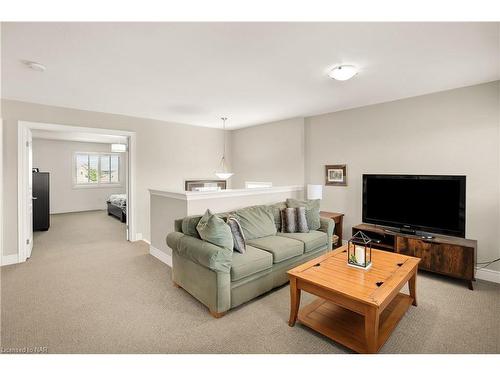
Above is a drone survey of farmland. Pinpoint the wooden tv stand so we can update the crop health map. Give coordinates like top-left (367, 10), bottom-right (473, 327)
top-left (352, 224), bottom-right (477, 290)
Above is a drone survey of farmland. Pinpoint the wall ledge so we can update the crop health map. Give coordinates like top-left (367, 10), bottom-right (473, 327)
top-left (149, 185), bottom-right (304, 201)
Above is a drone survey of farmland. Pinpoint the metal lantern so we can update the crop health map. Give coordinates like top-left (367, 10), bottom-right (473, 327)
top-left (347, 231), bottom-right (372, 269)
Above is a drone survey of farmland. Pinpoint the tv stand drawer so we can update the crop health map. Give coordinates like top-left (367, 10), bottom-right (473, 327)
top-left (396, 237), bottom-right (474, 279)
top-left (396, 238), bottom-right (432, 269)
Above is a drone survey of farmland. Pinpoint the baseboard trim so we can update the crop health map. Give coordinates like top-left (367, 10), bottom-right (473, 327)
top-left (475, 267), bottom-right (500, 284)
top-left (1, 254), bottom-right (19, 266)
top-left (150, 245), bottom-right (172, 267)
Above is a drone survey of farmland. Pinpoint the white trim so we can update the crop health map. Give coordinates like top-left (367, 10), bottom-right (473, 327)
top-left (127, 132), bottom-right (136, 241)
top-left (134, 233), bottom-right (143, 241)
top-left (1, 254), bottom-right (19, 267)
top-left (149, 245), bottom-right (172, 267)
top-left (18, 121), bottom-right (138, 259)
top-left (17, 124), bottom-right (29, 262)
top-left (148, 190), bottom-right (188, 200)
top-left (149, 185), bottom-right (304, 201)
top-left (21, 121), bottom-right (136, 137)
top-left (0, 118), bottom-right (3, 262)
top-left (475, 267), bottom-right (500, 284)
top-left (245, 181), bottom-right (273, 189)
top-left (142, 238), bottom-right (151, 245)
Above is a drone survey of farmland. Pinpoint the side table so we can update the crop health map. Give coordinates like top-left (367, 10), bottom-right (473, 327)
top-left (319, 211), bottom-right (344, 249)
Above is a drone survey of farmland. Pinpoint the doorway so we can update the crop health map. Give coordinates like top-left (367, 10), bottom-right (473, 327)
top-left (17, 121), bottom-right (136, 263)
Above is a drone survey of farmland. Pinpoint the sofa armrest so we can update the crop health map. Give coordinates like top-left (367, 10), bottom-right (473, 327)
top-left (318, 217), bottom-right (335, 249)
top-left (166, 232), bottom-right (232, 273)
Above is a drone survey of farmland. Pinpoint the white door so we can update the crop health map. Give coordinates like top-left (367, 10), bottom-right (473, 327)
top-left (26, 128), bottom-right (33, 258)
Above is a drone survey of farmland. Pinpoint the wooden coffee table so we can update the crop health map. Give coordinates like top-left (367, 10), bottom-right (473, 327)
top-left (287, 245), bottom-right (420, 353)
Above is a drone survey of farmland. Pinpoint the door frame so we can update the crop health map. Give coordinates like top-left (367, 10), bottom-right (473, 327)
top-left (0, 119), bottom-right (3, 265)
top-left (17, 121), bottom-right (137, 263)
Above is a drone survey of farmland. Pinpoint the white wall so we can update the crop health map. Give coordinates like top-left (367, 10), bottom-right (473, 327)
top-left (230, 117), bottom-right (305, 189)
top-left (32, 139), bottom-right (126, 214)
top-left (1, 99), bottom-right (227, 256)
top-left (305, 81), bottom-right (500, 271)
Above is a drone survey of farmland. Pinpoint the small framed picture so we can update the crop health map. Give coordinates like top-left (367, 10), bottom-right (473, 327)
top-left (185, 180), bottom-right (227, 192)
top-left (325, 164), bottom-right (347, 186)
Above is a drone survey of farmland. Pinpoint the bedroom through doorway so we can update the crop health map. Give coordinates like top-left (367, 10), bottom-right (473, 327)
top-left (17, 122), bottom-right (135, 263)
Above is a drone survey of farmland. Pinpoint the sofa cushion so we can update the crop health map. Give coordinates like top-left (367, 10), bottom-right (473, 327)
top-left (234, 205), bottom-right (277, 240)
top-left (247, 236), bottom-right (304, 263)
top-left (230, 246), bottom-right (273, 281)
top-left (286, 198), bottom-right (321, 231)
top-left (196, 209), bottom-right (234, 250)
top-left (278, 230), bottom-right (328, 253)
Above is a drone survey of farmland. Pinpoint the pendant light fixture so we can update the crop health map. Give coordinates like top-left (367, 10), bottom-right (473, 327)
top-left (215, 117), bottom-right (234, 180)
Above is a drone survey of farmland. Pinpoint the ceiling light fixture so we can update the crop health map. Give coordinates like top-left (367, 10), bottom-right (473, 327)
top-left (23, 60), bottom-right (47, 72)
top-left (215, 117), bottom-right (233, 180)
top-left (328, 65), bottom-right (358, 81)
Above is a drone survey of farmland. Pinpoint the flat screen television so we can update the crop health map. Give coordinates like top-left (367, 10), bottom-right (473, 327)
top-left (362, 174), bottom-right (466, 237)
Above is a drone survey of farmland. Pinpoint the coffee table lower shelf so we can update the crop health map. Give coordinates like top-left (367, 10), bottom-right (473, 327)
top-left (298, 293), bottom-right (413, 353)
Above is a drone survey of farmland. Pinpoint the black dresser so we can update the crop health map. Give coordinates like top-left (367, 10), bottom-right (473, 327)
top-left (33, 172), bottom-right (50, 231)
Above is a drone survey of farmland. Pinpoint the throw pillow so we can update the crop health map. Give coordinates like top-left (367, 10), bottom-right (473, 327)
top-left (280, 208), bottom-right (297, 233)
top-left (227, 215), bottom-right (246, 253)
top-left (296, 206), bottom-right (309, 233)
top-left (181, 215), bottom-right (203, 239)
top-left (280, 207), bottom-right (309, 233)
top-left (286, 198), bottom-right (321, 231)
top-left (267, 202), bottom-right (287, 232)
top-left (196, 209), bottom-right (234, 250)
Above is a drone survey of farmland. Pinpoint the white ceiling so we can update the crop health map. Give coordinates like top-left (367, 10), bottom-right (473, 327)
top-left (2, 22), bottom-right (499, 129)
top-left (32, 129), bottom-right (128, 144)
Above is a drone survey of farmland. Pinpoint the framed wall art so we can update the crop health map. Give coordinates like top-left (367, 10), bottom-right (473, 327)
top-left (325, 164), bottom-right (347, 186)
top-left (185, 179), bottom-right (227, 192)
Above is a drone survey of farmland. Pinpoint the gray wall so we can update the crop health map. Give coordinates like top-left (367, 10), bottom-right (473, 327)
top-left (32, 139), bottom-right (126, 214)
top-left (305, 81), bottom-right (500, 271)
top-left (230, 117), bottom-right (305, 188)
top-left (3, 82), bottom-right (499, 273)
top-left (1, 99), bottom-right (227, 256)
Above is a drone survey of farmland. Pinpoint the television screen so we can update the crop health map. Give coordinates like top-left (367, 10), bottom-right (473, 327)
top-left (362, 175), bottom-right (466, 237)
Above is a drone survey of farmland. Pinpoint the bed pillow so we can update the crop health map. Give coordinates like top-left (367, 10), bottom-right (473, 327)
top-left (196, 209), bottom-right (234, 250)
top-left (286, 198), bottom-right (321, 231)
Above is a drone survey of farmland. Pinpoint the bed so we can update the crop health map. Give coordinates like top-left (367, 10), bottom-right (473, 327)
top-left (107, 194), bottom-right (127, 223)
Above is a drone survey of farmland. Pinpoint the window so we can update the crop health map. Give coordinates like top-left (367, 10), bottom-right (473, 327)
top-left (245, 181), bottom-right (273, 189)
top-left (74, 153), bottom-right (120, 186)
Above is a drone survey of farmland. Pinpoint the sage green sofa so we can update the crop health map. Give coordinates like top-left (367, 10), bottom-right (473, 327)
top-left (166, 202), bottom-right (334, 317)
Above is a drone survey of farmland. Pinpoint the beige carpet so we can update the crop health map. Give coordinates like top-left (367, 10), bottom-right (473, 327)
top-left (1, 210), bottom-right (499, 353)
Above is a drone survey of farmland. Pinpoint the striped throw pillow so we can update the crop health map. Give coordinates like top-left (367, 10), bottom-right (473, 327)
top-left (280, 207), bottom-right (308, 233)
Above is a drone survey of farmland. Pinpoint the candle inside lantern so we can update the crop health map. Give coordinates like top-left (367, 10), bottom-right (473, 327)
top-left (355, 245), bottom-right (365, 265)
